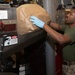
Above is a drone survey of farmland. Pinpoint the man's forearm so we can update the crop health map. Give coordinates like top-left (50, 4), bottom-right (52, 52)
top-left (49, 21), bottom-right (61, 31)
top-left (43, 24), bottom-right (68, 44)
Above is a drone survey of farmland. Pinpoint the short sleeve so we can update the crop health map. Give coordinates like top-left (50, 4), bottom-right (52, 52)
top-left (65, 28), bottom-right (75, 43)
top-left (61, 25), bottom-right (67, 31)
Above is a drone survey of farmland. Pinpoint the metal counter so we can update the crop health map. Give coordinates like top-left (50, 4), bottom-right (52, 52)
top-left (2, 29), bottom-right (47, 59)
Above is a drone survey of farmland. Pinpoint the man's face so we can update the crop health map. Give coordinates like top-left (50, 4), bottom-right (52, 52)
top-left (65, 9), bottom-right (75, 24)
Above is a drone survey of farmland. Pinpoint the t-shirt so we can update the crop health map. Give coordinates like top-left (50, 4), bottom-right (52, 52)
top-left (61, 25), bottom-right (75, 61)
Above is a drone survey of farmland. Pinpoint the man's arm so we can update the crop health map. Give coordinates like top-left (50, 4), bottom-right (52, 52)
top-left (30, 16), bottom-right (71, 45)
top-left (49, 21), bottom-right (62, 31)
top-left (44, 24), bottom-right (71, 44)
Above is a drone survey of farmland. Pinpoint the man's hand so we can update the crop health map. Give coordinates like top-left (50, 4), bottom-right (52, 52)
top-left (30, 16), bottom-right (45, 28)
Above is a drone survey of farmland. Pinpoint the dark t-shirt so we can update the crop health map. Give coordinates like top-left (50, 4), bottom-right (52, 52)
top-left (61, 25), bottom-right (75, 61)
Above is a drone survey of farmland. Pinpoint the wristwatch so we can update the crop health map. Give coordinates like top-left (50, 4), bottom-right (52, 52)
top-left (47, 20), bottom-right (52, 25)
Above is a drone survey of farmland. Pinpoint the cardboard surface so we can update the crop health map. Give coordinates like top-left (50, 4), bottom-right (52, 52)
top-left (16, 4), bottom-right (50, 35)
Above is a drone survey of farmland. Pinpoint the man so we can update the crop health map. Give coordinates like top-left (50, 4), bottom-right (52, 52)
top-left (30, 8), bottom-right (75, 75)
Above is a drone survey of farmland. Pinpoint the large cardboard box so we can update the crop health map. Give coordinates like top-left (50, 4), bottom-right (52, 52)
top-left (16, 4), bottom-right (50, 35)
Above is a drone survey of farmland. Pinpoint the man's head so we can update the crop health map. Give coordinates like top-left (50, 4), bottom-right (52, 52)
top-left (65, 8), bottom-right (75, 24)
